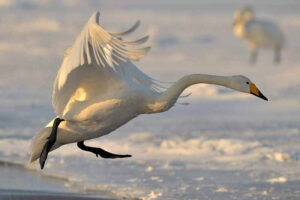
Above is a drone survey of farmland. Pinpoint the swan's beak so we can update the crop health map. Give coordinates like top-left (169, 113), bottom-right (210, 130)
top-left (250, 83), bottom-right (268, 101)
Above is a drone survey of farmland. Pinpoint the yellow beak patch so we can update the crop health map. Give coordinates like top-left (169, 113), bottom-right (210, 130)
top-left (250, 83), bottom-right (259, 96)
top-left (250, 83), bottom-right (268, 101)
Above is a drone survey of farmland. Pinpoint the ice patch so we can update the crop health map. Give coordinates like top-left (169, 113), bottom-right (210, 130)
top-left (216, 187), bottom-right (228, 193)
top-left (265, 152), bottom-right (291, 162)
top-left (150, 176), bottom-right (163, 182)
top-left (267, 177), bottom-right (287, 184)
top-left (193, 177), bottom-right (205, 181)
top-left (36, 135), bottom-right (293, 168)
top-left (0, 158), bottom-right (80, 184)
top-left (40, 135), bottom-right (291, 167)
top-left (146, 166), bottom-right (153, 172)
top-left (0, 135), bottom-right (291, 172)
top-left (148, 137), bottom-right (266, 162)
top-left (64, 182), bottom-right (146, 200)
top-left (129, 132), bottom-right (157, 143)
top-left (0, 139), bottom-right (30, 158)
top-left (146, 191), bottom-right (163, 200)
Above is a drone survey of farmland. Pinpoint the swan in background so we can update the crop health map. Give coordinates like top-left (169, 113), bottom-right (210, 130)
top-left (233, 6), bottom-right (285, 64)
top-left (30, 11), bottom-right (268, 169)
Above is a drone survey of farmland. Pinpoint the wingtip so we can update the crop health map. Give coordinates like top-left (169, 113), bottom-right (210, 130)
top-left (94, 11), bottom-right (100, 16)
top-left (90, 11), bottom-right (100, 24)
top-left (143, 35), bottom-right (150, 43)
top-left (145, 46), bottom-right (151, 53)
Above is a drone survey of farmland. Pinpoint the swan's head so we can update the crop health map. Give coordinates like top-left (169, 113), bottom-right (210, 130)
top-left (228, 75), bottom-right (268, 101)
top-left (233, 6), bottom-right (254, 26)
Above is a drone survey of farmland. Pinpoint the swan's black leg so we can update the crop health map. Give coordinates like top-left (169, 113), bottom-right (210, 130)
top-left (77, 141), bottom-right (131, 159)
top-left (39, 118), bottom-right (64, 169)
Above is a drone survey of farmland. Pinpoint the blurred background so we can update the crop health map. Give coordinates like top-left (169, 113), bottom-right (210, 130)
top-left (0, 0), bottom-right (299, 199)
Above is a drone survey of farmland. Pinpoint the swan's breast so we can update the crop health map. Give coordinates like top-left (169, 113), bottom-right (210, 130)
top-left (233, 23), bottom-right (246, 38)
top-left (74, 98), bottom-right (124, 121)
top-left (60, 97), bottom-right (140, 142)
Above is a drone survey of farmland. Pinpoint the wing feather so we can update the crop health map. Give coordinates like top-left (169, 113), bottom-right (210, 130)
top-left (108, 20), bottom-right (140, 36)
top-left (122, 36), bottom-right (149, 45)
top-left (52, 11), bottom-right (162, 118)
top-left (58, 12), bottom-right (149, 88)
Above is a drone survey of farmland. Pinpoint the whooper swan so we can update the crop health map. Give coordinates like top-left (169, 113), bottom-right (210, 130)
top-left (30, 12), bottom-right (268, 169)
top-left (233, 6), bottom-right (285, 63)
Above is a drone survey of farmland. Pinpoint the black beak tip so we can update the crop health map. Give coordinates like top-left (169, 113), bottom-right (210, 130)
top-left (262, 96), bottom-right (268, 101)
top-left (251, 90), bottom-right (268, 101)
top-left (259, 91), bottom-right (268, 101)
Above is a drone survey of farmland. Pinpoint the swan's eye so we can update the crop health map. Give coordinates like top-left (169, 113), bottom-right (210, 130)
top-left (246, 81), bottom-right (249, 84)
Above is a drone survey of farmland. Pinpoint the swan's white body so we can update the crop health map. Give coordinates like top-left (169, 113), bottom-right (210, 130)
top-left (30, 11), bottom-right (267, 163)
top-left (233, 7), bottom-right (285, 63)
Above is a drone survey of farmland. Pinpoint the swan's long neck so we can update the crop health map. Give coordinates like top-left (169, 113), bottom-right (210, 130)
top-left (145, 74), bottom-right (232, 113)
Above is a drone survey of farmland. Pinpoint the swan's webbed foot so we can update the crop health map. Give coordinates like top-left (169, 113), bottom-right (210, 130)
top-left (77, 141), bottom-right (131, 159)
top-left (39, 118), bottom-right (64, 169)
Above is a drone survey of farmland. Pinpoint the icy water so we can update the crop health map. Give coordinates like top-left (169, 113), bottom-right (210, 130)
top-left (0, 0), bottom-right (299, 199)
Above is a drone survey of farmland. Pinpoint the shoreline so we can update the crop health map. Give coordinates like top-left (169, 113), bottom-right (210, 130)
top-left (0, 189), bottom-right (115, 200)
top-left (0, 159), bottom-right (121, 200)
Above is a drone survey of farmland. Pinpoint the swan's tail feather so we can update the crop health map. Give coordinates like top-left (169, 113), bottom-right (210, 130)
top-left (29, 127), bottom-right (53, 164)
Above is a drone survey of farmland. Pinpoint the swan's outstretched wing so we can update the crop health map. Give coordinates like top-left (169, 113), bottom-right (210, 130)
top-left (52, 11), bottom-right (155, 118)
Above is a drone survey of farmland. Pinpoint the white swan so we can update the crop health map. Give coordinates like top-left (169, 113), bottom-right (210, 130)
top-left (233, 6), bottom-right (285, 63)
top-left (30, 11), bottom-right (268, 169)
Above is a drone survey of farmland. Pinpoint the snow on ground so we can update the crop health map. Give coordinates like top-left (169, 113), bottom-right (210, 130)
top-left (0, 0), bottom-right (299, 199)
